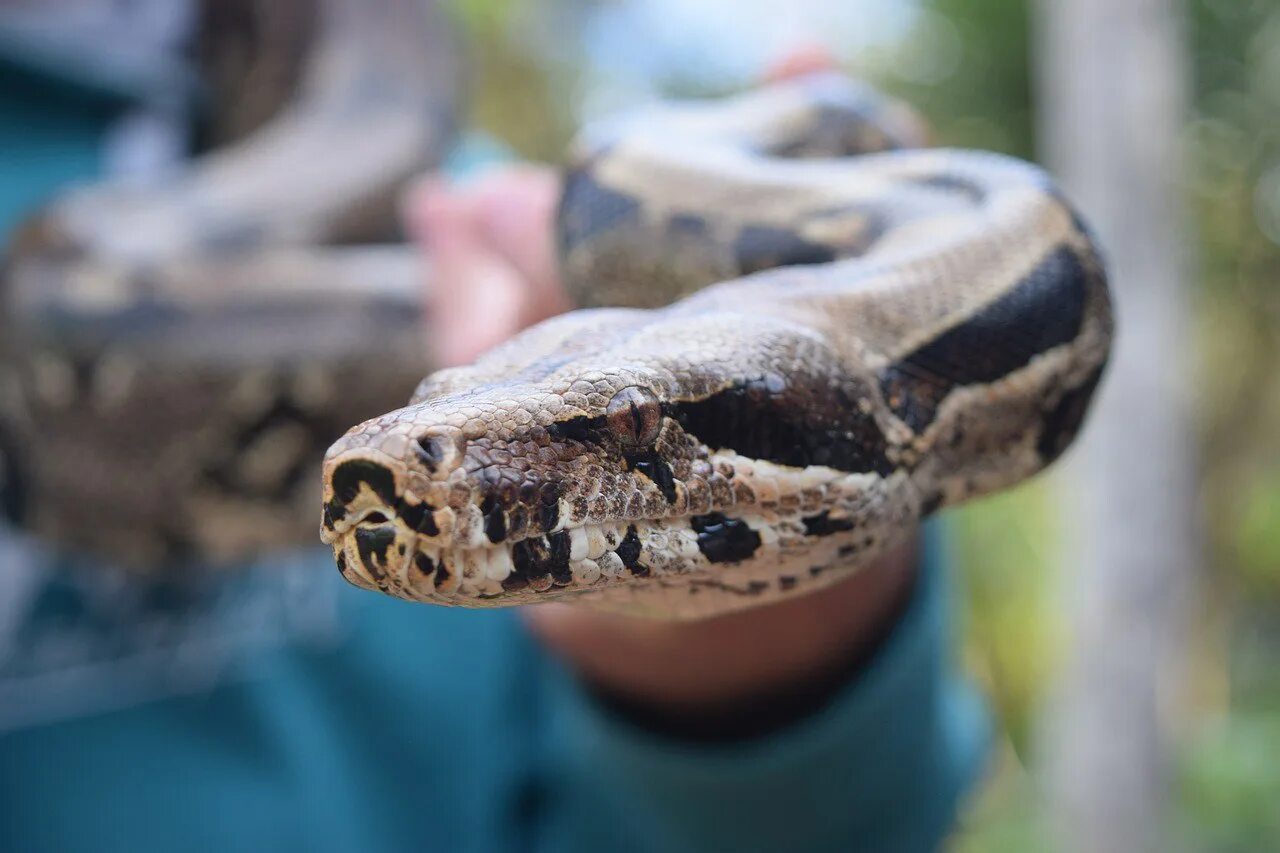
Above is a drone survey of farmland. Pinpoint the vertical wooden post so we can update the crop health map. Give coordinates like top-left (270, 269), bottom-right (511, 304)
top-left (1033, 1), bottom-right (1198, 850)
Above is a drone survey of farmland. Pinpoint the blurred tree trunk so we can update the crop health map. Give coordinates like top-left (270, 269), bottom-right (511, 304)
top-left (1033, 1), bottom-right (1198, 851)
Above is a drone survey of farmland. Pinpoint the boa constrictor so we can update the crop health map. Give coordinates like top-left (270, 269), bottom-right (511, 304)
top-left (0, 0), bottom-right (459, 566)
top-left (320, 73), bottom-right (1114, 620)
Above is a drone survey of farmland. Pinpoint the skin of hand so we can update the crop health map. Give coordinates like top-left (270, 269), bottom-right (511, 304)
top-left (403, 54), bottom-right (920, 727)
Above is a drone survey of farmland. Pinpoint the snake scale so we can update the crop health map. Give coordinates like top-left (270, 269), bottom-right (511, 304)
top-left (319, 74), bottom-right (1113, 620)
top-left (0, 5), bottom-right (1111, 618)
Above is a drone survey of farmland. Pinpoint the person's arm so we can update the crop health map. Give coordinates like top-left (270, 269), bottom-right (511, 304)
top-left (531, 521), bottom-right (987, 853)
top-left (525, 541), bottom-right (918, 741)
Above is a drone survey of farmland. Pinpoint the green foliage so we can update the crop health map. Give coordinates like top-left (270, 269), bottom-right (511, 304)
top-left (1234, 475), bottom-right (1280, 591)
top-left (875, 0), bottom-right (1033, 157)
top-left (911, 0), bottom-right (1280, 846)
top-left (953, 744), bottom-right (1056, 853)
top-left (951, 477), bottom-right (1061, 756)
top-left (1176, 713), bottom-right (1280, 851)
top-left (446, 0), bottom-right (583, 159)
top-left (443, 0), bottom-right (516, 35)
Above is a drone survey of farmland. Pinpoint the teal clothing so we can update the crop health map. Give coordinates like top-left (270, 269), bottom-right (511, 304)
top-left (0, 537), bottom-right (986, 853)
top-left (0, 62), bottom-right (989, 852)
top-left (0, 58), bottom-right (120, 237)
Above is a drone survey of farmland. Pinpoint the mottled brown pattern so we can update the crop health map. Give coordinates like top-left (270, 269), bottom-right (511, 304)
top-left (0, 0), bottom-right (461, 568)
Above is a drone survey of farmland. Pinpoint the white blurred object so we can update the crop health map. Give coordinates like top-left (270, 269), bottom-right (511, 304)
top-left (1035, 1), bottom-right (1199, 851)
top-left (48, 0), bottom-right (462, 260)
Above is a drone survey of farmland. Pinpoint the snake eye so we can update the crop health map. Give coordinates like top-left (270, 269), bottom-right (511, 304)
top-left (606, 386), bottom-right (663, 447)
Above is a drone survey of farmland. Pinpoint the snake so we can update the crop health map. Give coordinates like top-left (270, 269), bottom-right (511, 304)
top-left (0, 0), bottom-right (460, 567)
top-left (318, 73), bottom-right (1114, 620)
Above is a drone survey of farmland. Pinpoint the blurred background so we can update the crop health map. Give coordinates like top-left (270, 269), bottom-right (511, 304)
top-left (1, 0), bottom-right (1276, 849)
top-left (444, 0), bottom-right (1278, 848)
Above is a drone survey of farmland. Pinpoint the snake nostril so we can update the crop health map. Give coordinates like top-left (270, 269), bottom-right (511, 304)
top-left (414, 425), bottom-right (467, 476)
top-left (415, 437), bottom-right (443, 465)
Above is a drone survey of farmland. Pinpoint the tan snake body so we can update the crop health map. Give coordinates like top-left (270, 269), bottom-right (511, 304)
top-left (320, 74), bottom-right (1113, 620)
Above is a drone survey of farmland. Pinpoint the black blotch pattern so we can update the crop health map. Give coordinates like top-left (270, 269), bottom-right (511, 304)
top-left (336, 552), bottom-right (348, 575)
top-left (434, 559), bottom-right (451, 587)
top-left (671, 377), bottom-right (893, 475)
top-left (878, 246), bottom-right (1091, 433)
top-left (770, 104), bottom-right (895, 158)
top-left (499, 540), bottom-right (535, 589)
top-left (690, 513), bottom-right (762, 564)
top-left (558, 170), bottom-right (643, 250)
top-left (539, 501), bottom-right (560, 534)
top-left (504, 533), bottom-right (573, 591)
top-left (481, 494), bottom-right (507, 543)
top-left (626, 451), bottom-right (679, 504)
top-left (507, 506), bottom-right (528, 539)
top-left (666, 213), bottom-right (710, 240)
top-left (545, 414), bottom-right (607, 444)
top-left (399, 501), bottom-right (439, 536)
top-left (354, 526), bottom-right (396, 580)
top-left (414, 552), bottom-right (436, 577)
top-left (910, 173), bottom-right (986, 203)
top-left (1037, 364), bottom-right (1106, 463)
top-left (779, 576), bottom-right (798, 591)
top-left (615, 525), bottom-right (648, 576)
top-left (546, 532), bottom-right (573, 584)
top-left (332, 459), bottom-right (397, 506)
top-left (203, 395), bottom-right (330, 501)
top-left (733, 224), bottom-right (836, 276)
top-left (801, 511), bottom-right (855, 537)
top-left (538, 482), bottom-right (562, 533)
top-left (920, 493), bottom-right (944, 517)
top-left (322, 500), bottom-right (345, 530)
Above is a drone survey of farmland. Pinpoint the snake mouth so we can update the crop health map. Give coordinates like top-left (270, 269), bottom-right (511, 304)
top-left (323, 447), bottom-right (912, 609)
top-left (329, 497), bottom-right (894, 610)
top-left (332, 514), bottom-right (718, 606)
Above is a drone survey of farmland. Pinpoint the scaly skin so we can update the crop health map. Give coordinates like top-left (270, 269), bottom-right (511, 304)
top-left (320, 75), bottom-right (1113, 619)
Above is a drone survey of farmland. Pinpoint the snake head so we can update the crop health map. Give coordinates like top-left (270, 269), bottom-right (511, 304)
top-left (319, 363), bottom-right (708, 607)
top-left (319, 309), bottom-right (915, 616)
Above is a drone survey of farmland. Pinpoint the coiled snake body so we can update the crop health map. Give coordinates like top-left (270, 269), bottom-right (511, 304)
top-left (320, 75), bottom-right (1113, 619)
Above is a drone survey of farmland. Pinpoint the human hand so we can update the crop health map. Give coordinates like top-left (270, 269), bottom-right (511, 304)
top-left (405, 165), bottom-right (570, 367)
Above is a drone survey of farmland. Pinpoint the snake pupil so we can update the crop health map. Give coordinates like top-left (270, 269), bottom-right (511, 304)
top-left (606, 386), bottom-right (661, 447)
